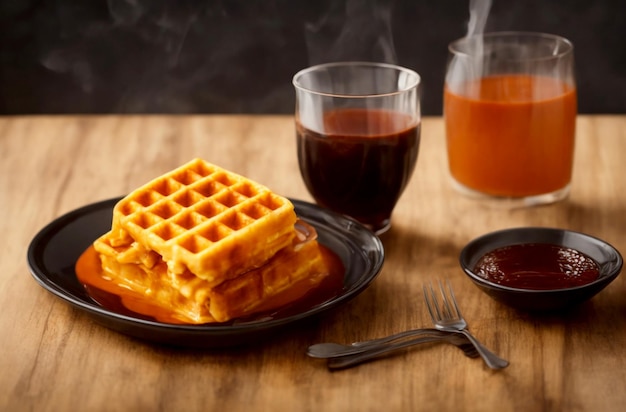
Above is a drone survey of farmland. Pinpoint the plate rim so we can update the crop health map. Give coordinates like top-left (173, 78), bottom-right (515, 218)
top-left (27, 196), bottom-right (385, 340)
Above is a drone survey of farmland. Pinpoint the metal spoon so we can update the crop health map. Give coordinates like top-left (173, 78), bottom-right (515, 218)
top-left (326, 334), bottom-right (478, 370)
top-left (308, 328), bottom-right (454, 358)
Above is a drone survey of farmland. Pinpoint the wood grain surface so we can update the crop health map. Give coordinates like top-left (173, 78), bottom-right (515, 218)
top-left (1, 115), bottom-right (625, 411)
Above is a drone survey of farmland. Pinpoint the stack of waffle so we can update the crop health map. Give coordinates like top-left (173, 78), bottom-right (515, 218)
top-left (93, 159), bottom-right (329, 323)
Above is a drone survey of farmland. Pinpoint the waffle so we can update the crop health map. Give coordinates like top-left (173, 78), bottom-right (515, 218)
top-left (92, 159), bottom-right (330, 323)
top-left (109, 158), bottom-right (297, 286)
top-left (94, 223), bottom-right (328, 323)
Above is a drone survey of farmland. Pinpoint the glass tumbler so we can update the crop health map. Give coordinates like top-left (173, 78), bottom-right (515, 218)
top-left (444, 32), bottom-right (577, 206)
top-left (293, 62), bottom-right (421, 234)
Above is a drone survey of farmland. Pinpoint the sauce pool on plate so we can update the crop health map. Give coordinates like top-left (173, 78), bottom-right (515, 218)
top-left (75, 244), bottom-right (346, 325)
top-left (473, 243), bottom-right (600, 290)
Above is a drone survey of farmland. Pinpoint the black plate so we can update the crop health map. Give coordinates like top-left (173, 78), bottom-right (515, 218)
top-left (27, 198), bottom-right (384, 347)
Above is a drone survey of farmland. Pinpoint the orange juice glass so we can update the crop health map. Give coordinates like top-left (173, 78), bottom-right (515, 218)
top-left (444, 32), bottom-right (577, 205)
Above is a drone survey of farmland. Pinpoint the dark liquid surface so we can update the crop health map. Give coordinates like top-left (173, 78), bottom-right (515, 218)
top-left (296, 108), bottom-right (420, 231)
top-left (473, 243), bottom-right (600, 290)
top-left (75, 245), bottom-right (345, 325)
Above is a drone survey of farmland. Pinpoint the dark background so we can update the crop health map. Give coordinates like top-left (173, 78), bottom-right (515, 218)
top-left (1, 0), bottom-right (625, 115)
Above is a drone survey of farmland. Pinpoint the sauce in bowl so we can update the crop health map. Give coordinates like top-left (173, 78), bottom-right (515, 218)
top-left (473, 243), bottom-right (600, 290)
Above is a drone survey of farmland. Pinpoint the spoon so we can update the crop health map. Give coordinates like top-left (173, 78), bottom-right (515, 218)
top-left (308, 328), bottom-right (455, 358)
top-left (326, 334), bottom-right (478, 370)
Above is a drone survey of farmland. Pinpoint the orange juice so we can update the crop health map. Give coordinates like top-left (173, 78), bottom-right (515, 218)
top-left (444, 74), bottom-right (577, 197)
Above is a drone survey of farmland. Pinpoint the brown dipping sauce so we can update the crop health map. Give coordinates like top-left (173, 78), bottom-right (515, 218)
top-left (473, 243), bottom-right (600, 290)
top-left (296, 108), bottom-right (420, 229)
top-left (75, 245), bottom-right (345, 325)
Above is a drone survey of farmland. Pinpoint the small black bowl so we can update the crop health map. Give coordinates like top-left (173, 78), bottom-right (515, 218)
top-left (460, 227), bottom-right (623, 312)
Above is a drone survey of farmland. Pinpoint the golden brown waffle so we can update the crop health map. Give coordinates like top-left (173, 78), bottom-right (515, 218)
top-left (108, 159), bottom-right (297, 286)
top-left (94, 223), bottom-right (329, 323)
top-left (91, 159), bottom-right (332, 323)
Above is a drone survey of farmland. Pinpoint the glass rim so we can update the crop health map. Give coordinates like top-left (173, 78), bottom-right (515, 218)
top-left (292, 61), bottom-right (421, 99)
top-left (448, 31), bottom-right (574, 61)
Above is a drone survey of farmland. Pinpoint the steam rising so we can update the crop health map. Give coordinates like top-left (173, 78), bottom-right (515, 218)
top-left (37, 0), bottom-right (399, 113)
top-left (304, 0), bottom-right (397, 65)
top-left (467, 0), bottom-right (492, 37)
top-left (446, 0), bottom-right (493, 86)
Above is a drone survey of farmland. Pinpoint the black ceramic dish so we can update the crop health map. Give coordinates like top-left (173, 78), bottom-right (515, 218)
top-left (459, 227), bottom-right (623, 311)
top-left (27, 197), bottom-right (384, 348)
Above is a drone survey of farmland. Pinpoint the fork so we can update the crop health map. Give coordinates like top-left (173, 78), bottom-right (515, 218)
top-left (423, 280), bottom-right (509, 370)
top-left (326, 333), bottom-right (478, 370)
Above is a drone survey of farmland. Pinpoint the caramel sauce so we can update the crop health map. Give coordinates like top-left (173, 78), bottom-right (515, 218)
top-left (75, 244), bottom-right (345, 325)
top-left (473, 243), bottom-right (600, 290)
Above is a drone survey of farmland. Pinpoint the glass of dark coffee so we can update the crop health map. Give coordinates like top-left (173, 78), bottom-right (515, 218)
top-left (293, 62), bottom-right (421, 235)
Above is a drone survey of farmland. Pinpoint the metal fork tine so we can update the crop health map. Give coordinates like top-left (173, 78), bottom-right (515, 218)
top-left (428, 283), bottom-right (438, 319)
top-left (422, 284), bottom-right (434, 321)
top-left (439, 279), bottom-right (459, 319)
top-left (423, 284), bottom-right (433, 320)
top-left (437, 280), bottom-right (451, 319)
top-left (446, 280), bottom-right (463, 319)
top-left (423, 282), bottom-right (440, 321)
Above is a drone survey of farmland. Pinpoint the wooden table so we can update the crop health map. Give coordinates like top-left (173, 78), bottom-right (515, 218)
top-left (2, 115), bottom-right (625, 411)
